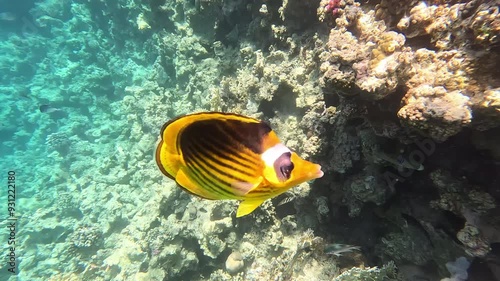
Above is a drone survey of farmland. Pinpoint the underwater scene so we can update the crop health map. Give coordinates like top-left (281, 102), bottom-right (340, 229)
top-left (1, 0), bottom-right (500, 280)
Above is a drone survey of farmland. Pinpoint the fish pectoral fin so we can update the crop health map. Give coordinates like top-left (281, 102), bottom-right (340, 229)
top-left (176, 169), bottom-right (217, 200)
top-left (231, 177), bottom-right (263, 196)
top-left (236, 199), bottom-right (266, 217)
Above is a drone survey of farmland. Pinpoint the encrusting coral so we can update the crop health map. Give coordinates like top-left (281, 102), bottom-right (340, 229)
top-left (319, 0), bottom-right (500, 141)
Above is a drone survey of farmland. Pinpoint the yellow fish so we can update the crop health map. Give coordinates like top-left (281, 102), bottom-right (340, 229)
top-left (155, 112), bottom-right (324, 217)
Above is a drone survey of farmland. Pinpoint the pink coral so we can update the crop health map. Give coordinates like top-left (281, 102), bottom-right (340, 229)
top-left (325, 0), bottom-right (342, 17)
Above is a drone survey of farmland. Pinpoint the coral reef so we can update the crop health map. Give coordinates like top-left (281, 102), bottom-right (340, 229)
top-left (319, 0), bottom-right (500, 141)
top-left (225, 251), bottom-right (244, 274)
top-left (1, 0), bottom-right (499, 280)
top-left (70, 224), bottom-right (102, 251)
top-left (333, 261), bottom-right (397, 281)
top-left (45, 132), bottom-right (71, 154)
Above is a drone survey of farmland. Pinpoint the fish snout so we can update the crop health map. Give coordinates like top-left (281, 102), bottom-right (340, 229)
top-left (300, 162), bottom-right (323, 181)
top-left (311, 164), bottom-right (324, 179)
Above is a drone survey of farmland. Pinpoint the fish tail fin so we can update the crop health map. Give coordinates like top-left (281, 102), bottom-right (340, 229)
top-left (236, 199), bottom-right (266, 217)
top-left (156, 138), bottom-right (183, 179)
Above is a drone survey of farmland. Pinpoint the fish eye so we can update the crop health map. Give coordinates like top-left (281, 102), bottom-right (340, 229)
top-left (280, 162), bottom-right (294, 180)
top-left (274, 152), bottom-right (294, 182)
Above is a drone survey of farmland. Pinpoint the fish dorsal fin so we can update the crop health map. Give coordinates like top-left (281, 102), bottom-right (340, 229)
top-left (231, 176), bottom-right (263, 196)
top-left (176, 168), bottom-right (220, 200)
top-left (236, 198), bottom-right (266, 217)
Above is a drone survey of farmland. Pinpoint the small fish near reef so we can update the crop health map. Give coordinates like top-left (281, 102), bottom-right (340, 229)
top-left (39, 104), bottom-right (63, 114)
top-left (324, 243), bottom-right (361, 257)
top-left (155, 112), bottom-right (324, 217)
top-left (0, 12), bottom-right (16, 22)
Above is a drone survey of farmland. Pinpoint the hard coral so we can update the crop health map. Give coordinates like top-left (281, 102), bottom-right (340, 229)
top-left (473, 88), bottom-right (500, 130)
top-left (375, 0), bottom-right (418, 27)
top-left (318, 0), bottom-right (361, 25)
top-left (70, 224), bottom-right (102, 250)
top-left (321, 0), bottom-right (500, 141)
top-left (354, 31), bottom-right (406, 98)
top-left (398, 85), bottom-right (472, 142)
top-left (397, 1), bottom-right (500, 51)
top-left (467, 2), bottom-right (500, 46)
top-left (46, 132), bottom-right (71, 154)
top-left (326, 0), bottom-right (342, 17)
top-left (457, 224), bottom-right (491, 257)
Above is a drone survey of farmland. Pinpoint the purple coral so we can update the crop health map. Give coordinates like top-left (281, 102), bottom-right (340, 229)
top-left (325, 0), bottom-right (342, 17)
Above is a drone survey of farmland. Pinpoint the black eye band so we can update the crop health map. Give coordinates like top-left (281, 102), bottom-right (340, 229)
top-left (273, 152), bottom-right (294, 182)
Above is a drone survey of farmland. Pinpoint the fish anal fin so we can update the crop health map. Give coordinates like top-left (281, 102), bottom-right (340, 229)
top-left (176, 169), bottom-right (218, 200)
top-left (236, 199), bottom-right (266, 217)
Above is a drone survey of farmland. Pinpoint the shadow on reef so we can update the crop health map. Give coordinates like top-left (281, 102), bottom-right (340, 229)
top-left (0, 0), bottom-right (37, 34)
top-left (309, 107), bottom-right (500, 280)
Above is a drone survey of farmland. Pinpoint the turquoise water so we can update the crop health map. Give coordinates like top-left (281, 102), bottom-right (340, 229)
top-left (1, 0), bottom-right (499, 280)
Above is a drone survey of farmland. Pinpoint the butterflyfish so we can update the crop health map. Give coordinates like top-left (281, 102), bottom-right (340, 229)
top-left (155, 112), bottom-right (324, 217)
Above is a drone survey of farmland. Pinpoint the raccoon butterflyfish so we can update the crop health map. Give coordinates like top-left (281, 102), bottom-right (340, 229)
top-left (155, 112), bottom-right (324, 217)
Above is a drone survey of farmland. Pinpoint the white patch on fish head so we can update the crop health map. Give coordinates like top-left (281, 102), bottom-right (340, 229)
top-left (260, 143), bottom-right (291, 167)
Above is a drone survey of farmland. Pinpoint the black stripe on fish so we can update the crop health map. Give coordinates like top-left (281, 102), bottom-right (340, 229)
top-left (181, 118), bottom-right (271, 155)
top-left (198, 135), bottom-right (258, 178)
top-left (198, 144), bottom-right (256, 181)
top-left (189, 139), bottom-right (249, 185)
top-left (248, 185), bottom-right (272, 195)
top-left (184, 140), bottom-right (235, 198)
top-left (181, 120), bottom-right (261, 171)
top-left (184, 148), bottom-right (233, 198)
top-left (182, 140), bottom-right (229, 197)
top-left (218, 120), bottom-right (272, 154)
top-left (188, 163), bottom-right (228, 198)
top-left (194, 125), bottom-right (256, 169)
top-left (204, 129), bottom-right (260, 169)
